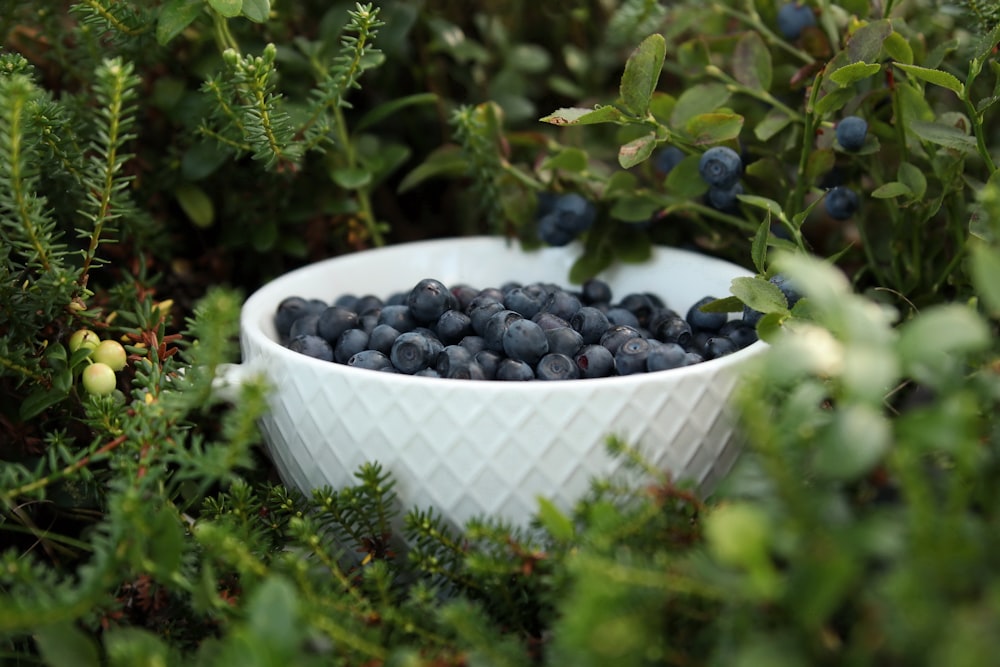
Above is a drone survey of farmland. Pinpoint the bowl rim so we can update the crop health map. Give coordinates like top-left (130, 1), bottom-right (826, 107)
top-left (239, 236), bottom-right (766, 391)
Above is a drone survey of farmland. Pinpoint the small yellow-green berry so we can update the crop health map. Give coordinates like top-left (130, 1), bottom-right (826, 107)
top-left (82, 362), bottom-right (117, 395)
top-left (68, 329), bottom-right (100, 353)
top-left (92, 339), bottom-right (127, 371)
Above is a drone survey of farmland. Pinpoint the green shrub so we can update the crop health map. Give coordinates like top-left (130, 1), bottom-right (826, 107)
top-left (2, 1), bottom-right (1000, 665)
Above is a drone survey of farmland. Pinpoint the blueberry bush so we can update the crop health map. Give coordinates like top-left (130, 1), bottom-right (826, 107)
top-left (2, 0), bottom-right (1000, 665)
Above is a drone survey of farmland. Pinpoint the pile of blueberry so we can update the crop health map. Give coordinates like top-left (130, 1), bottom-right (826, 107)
top-left (275, 277), bottom-right (760, 380)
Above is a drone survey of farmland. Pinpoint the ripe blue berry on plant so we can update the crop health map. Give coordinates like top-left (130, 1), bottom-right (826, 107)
top-left (654, 146), bottom-right (685, 175)
top-left (536, 192), bottom-right (597, 246)
top-left (825, 186), bottom-right (860, 220)
top-left (836, 115), bottom-right (868, 151)
top-left (776, 2), bottom-right (816, 40)
top-left (698, 146), bottom-right (742, 189)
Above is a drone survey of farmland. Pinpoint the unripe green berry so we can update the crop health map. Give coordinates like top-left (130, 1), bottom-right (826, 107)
top-left (69, 329), bottom-right (100, 353)
top-left (82, 362), bottom-right (117, 395)
top-left (703, 502), bottom-right (771, 568)
top-left (92, 339), bottom-right (127, 371)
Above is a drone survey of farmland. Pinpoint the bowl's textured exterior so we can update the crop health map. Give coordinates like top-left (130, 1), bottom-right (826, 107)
top-left (234, 237), bottom-right (764, 526)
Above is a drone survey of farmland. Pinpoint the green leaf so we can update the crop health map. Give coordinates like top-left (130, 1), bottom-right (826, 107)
top-left (20, 388), bottom-right (68, 421)
top-left (731, 276), bottom-right (788, 314)
top-left (813, 88), bottom-right (856, 115)
top-left (737, 195), bottom-right (785, 219)
top-left (898, 304), bottom-right (991, 367)
top-left (618, 131), bottom-right (657, 168)
top-left (208, 0), bottom-right (241, 18)
top-left (536, 497), bottom-right (575, 541)
top-left (620, 33), bottom-right (666, 117)
top-left (751, 219), bottom-right (769, 274)
top-left (355, 92), bottom-right (438, 132)
top-left (699, 295), bottom-right (744, 313)
top-left (754, 111), bottom-right (791, 142)
top-left (895, 63), bottom-right (964, 96)
top-left (883, 31), bottom-right (914, 64)
top-left (908, 120), bottom-right (977, 152)
top-left (733, 31), bottom-right (772, 91)
top-left (540, 105), bottom-right (625, 126)
top-left (156, 0), bottom-right (203, 45)
top-left (106, 628), bottom-right (172, 667)
top-left (541, 147), bottom-right (589, 173)
top-left (829, 62), bottom-right (882, 87)
top-left (175, 183), bottom-right (215, 228)
top-left (813, 405), bottom-right (891, 481)
top-left (847, 19), bottom-right (892, 63)
top-left (664, 155), bottom-right (708, 198)
top-left (247, 576), bottom-right (303, 656)
top-left (569, 245), bottom-right (614, 283)
top-left (610, 194), bottom-right (662, 222)
top-left (670, 83), bottom-right (730, 128)
top-left (685, 112), bottom-right (744, 146)
top-left (397, 145), bottom-right (466, 193)
top-left (35, 621), bottom-right (100, 667)
top-left (970, 244), bottom-right (1000, 317)
top-left (604, 170), bottom-right (639, 197)
top-left (615, 230), bottom-right (653, 263)
top-left (871, 182), bottom-right (913, 199)
top-left (897, 162), bottom-right (927, 199)
top-left (241, 0), bottom-right (269, 22)
top-left (332, 167), bottom-right (373, 190)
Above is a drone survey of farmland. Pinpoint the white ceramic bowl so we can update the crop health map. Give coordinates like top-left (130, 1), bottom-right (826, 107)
top-left (227, 237), bottom-right (764, 527)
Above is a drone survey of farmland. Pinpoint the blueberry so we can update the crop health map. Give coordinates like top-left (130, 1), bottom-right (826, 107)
top-left (646, 342), bottom-right (688, 372)
top-left (686, 296), bottom-right (728, 333)
top-left (468, 297), bottom-right (505, 335)
top-left (496, 358), bottom-right (535, 381)
top-left (407, 278), bottom-right (453, 324)
top-left (459, 335), bottom-right (487, 355)
top-left (836, 115), bottom-right (868, 151)
top-left (435, 309), bottom-right (473, 344)
top-left (537, 193), bottom-right (598, 246)
top-left (289, 313), bottom-right (320, 339)
top-left (599, 324), bottom-right (643, 354)
top-left (390, 331), bottom-right (435, 374)
top-left (532, 311), bottom-right (571, 331)
top-left (484, 309), bottom-right (524, 353)
top-left (347, 349), bottom-right (392, 371)
top-left (581, 278), bottom-right (613, 305)
top-left (502, 318), bottom-right (549, 365)
top-left (333, 293), bottom-right (359, 310)
top-left (540, 289), bottom-right (582, 321)
top-left (703, 336), bottom-right (739, 360)
top-left (706, 182), bottom-right (744, 212)
top-left (824, 186), bottom-right (859, 220)
top-left (654, 146), bottom-right (685, 175)
top-left (605, 307), bottom-right (640, 329)
top-left (377, 304), bottom-right (416, 332)
top-left (504, 285), bottom-right (545, 318)
top-left (719, 319), bottom-right (759, 349)
top-left (450, 284), bottom-right (481, 311)
top-left (474, 349), bottom-right (503, 379)
top-left (414, 368), bottom-right (441, 378)
top-left (698, 146), bottom-right (742, 189)
top-left (538, 213), bottom-right (576, 247)
top-left (436, 345), bottom-right (485, 379)
top-left (535, 353), bottom-right (580, 381)
top-left (544, 326), bottom-right (585, 357)
top-left (369, 324), bottom-right (402, 355)
top-left (287, 334), bottom-right (334, 362)
top-left (352, 294), bottom-right (384, 316)
top-left (359, 310), bottom-right (381, 333)
top-left (617, 293), bottom-right (655, 327)
top-left (684, 351), bottom-right (705, 366)
top-left (777, 2), bottom-right (816, 40)
top-left (334, 328), bottom-right (370, 364)
top-left (569, 306), bottom-right (611, 345)
top-left (318, 306), bottom-right (360, 344)
top-left (769, 273), bottom-right (802, 309)
top-left (742, 304), bottom-right (764, 327)
top-left (650, 311), bottom-right (692, 347)
top-left (574, 344), bottom-right (615, 379)
top-left (275, 296), bottom-right (312, 338)
top-left (615, 337), bottom-right (653, 375)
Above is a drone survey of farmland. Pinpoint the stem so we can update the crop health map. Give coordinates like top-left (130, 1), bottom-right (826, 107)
top-left (789, 70), bottom-right (825, 216)
top-left (712, 2), bottom-right (815, 65)
top-left (7, 90), bottom-right (51, 272)
top-left (964, 57), bottom-right (998, 175)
